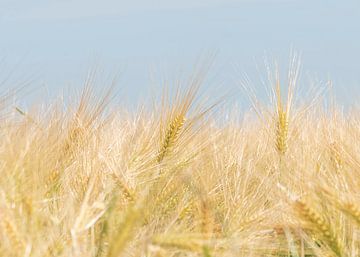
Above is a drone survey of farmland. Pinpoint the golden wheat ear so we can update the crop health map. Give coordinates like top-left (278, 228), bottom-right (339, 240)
top-left (273, 54), bottom-right (300, 156)
top-left (240, 54), bottom-right (300, 157)
top-left (278, 183), bottom-right (345, 257)
top-left (60, 78), bottom-right (114, 156)
top-left (294, 197), bottom-right (344, 257)
top-left (275, 80), bottom-right (289, 156)
top-left (157, 113), bottom-right (186, 163)
top-left (156, 58), bottom-right (216, 164)
top-left (319, 186), bottom-right (360, 227)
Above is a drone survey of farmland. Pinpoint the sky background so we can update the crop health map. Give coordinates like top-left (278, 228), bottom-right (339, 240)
top-left (0, 0), bottom-right (359, 106)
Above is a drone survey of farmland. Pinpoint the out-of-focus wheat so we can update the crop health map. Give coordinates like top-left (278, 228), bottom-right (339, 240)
top-left (1, 62), bottom-right (360, 257)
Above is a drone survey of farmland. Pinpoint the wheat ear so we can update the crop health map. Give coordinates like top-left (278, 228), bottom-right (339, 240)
top-left (295, 197), bottom-right (344, 257)
top-left (322, 188), bottom-right (360, 227)
top-left (111, 174), bottom-right (135, 203)
top-left (157, 114), bottom-right (185, 163)
top-left (275, 79), bottom-right (289, 156)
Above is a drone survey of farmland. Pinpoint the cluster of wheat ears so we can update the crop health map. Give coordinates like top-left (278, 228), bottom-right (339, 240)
top-left (1, 60), bottom-right (360, 257)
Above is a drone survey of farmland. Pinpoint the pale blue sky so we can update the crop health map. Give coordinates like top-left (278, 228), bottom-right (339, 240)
top-left (0, 0), bottom-right (359, 105)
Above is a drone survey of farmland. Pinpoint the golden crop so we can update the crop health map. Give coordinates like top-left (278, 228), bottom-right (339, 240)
top-left (0, 62), bottom-right (359, 257)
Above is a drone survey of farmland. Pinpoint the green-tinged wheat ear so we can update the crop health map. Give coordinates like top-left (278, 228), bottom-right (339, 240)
top-left (160, 194), bottom-right (179, 217)
top-left (179, 200), bottom-right (195, 220)
top-left (202, 245), bottom-right (213, 257)
top-left (155, 180), bottom-right (187, 217)
top-left (157, 114), bottom-right (186, 163)
top-left (155, 181), bottom-right (177, 204)
top-left (106, 205), bottom-right (140, 257)
top-left (294, 197), bottom-right (344, 257)
top-left (276, 110), bottom-right (288, 155)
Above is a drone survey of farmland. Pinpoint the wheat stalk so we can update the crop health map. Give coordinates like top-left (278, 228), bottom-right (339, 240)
top-left (200, 198), bottom-right (214, 238)
top-left (106, 205), bottom-right (140, 257)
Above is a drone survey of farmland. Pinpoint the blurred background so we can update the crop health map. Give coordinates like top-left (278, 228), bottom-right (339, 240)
top-left (0, 0), bottom-right (359, 107)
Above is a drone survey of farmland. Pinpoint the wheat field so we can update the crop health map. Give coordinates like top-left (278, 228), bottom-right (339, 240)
top-left (0, 63), bottom-right (359, 257)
